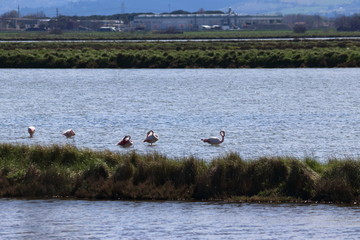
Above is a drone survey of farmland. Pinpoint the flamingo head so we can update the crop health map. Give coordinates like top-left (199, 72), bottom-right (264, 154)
top-left (118, 135), bottom-right (133, 147)
top-left (220, 131), bottom-right (225, 137)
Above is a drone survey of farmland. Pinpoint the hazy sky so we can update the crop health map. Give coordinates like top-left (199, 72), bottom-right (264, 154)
top-left (1, 0), bottom-right (232, 8)
top-left (0, 0), bottom-right (80, 11)
top-left (0, 0), bottom-right (353, 9)
top-left (0, 0), bottom-right (232, 14)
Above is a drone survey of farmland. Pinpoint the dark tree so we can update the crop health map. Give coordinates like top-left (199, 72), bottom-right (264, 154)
top-left (293, 23), bottom-right (307, 33)
top-left (335, 14), bottom-right (360, 31)
top-left (23, 11), bottom-right (47, 19)
top-left (1, 10), bottom-right (19, 18)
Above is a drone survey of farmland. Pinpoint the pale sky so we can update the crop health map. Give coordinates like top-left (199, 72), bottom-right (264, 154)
top-left (0, 0), bottom-right (94, 14)
top-left (0, 0), bottom-right (82, 11)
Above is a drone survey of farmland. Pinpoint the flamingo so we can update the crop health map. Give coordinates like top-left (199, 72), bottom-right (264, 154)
top-left (28, 126), bottom-right (35, 138)
top-left (143, 130), bottom-right (159, 145)
top-left (117, 135), bottom-right (133, 147)
top-left (63, 129), bottom-right (75, 138)
top-left (201, 131), bottom-right (225, 145)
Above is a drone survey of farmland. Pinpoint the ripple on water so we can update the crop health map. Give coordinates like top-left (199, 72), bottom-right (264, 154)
top-left (1, 199), bottom-right (360, 239)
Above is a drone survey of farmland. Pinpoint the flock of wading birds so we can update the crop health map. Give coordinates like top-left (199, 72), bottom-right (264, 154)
top-left (27, 126), bottom-right (226, 147)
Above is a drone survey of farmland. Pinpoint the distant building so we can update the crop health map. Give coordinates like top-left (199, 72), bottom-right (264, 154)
top-left (98, 26), bottom-right (117, 32)
top-left (0, 18), bottom-right (49, 31)
top-left (0, 18), bottom-right (124, 31)
top-left (131, 13), bottom-right (286, 31)
top-left (78, 20), bottom-right (124, 31)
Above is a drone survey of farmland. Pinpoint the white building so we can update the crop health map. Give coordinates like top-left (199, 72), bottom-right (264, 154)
top-left (132, 13), bottom-right (285, 31)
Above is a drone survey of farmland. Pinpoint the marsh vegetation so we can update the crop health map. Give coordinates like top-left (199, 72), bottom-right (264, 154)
top-left (1, 39), bottom-right (360, 68)
top-left (1, 29), bottom-right (360, 40)
top-left (0, 144), bottom-right (359, 203)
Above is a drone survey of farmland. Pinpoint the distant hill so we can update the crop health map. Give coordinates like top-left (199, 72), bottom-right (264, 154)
top-left (2, 0), bottom-right (360, 17)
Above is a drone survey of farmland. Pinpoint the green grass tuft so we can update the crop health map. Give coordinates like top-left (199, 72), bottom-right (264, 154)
top-left (0, 143), bottom-right (359, 203)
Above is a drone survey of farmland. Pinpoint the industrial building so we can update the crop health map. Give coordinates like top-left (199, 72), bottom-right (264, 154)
top-left (131, 13), bottom-right (286, 31)
top-left (0, 18), bottom-right (49, 30)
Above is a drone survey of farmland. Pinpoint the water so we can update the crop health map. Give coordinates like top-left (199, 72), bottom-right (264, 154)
top-left (0, 199), bottom-right (358, 239)
top-left (1, 36), bottom-right (360, 43)
top-left (1, 69), bottom-right (360, 239)
top-left (1, 68), bottom-right (360, 161)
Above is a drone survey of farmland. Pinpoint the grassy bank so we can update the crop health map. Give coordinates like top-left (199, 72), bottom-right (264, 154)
top-left (1, 40), bottom-right (360, 68)
top-left (0, 143), bottom-right (359, 203)
top-left (1, 29), bottom-right (360, 41)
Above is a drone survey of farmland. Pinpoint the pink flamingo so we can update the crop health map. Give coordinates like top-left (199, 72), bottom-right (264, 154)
top-left (28, 126), bottom-right (35, 138)
top-left (117, 135), bottom-right (133, 147)
top-left (143, 130), bottom-right (159, 145)
top-left (201, 131), bottom-right (225, 145)
top-left (63, 129), bottom-right (75, 138)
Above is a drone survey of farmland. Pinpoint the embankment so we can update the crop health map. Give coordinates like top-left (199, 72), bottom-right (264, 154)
top-left (0, 143), bottom-right (359, 203)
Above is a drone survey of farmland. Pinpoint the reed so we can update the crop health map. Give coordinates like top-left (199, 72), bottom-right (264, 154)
top-left (315, 159), bottom-right (360, 202)
top-left (0, 143), bottom-right (359, 203)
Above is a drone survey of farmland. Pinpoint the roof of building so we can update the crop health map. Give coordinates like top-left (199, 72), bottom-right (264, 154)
top-left (135, 14), bottom-right (283, 19)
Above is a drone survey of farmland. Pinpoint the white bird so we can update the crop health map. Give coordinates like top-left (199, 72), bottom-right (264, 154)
top-left (201, 131), bottom-right (225, 145)
top-left (117, 135), bottom-right (133, 147)
top-left (143, 130), bottom-right (159, 145)
top-left (28, 126), bottom-right (35, 138)
top-left (63, 129), bottom-right (75, 138)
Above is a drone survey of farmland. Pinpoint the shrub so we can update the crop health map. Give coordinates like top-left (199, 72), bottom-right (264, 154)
top-left (246, 157), bottom-right (289, 195)
top-left (1, 144), bottom-right (360, 202)
top-left (293, 24), bottom-right (307, 33)
top-left (207, 153), bottom-right (247, 197)
top-left (114, 161), bottom-right (134, 182)
top-left (49, 28), bottom-right (63, 35)
top-left (284, 160), bottom-right (318, 199)
top-left (315, 159), bottom-right (360, 203)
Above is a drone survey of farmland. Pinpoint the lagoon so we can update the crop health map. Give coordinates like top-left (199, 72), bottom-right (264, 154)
top-left (1, 68), bottom-right (360, 239)
top-left (0, 199), bottom-right (359, 239)
top-left (1, 68), bottom-right (360, 161)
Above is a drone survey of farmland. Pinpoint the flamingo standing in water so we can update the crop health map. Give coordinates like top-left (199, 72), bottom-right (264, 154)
top-left (201, 131), bottom-right (225, 145)
top-left (117, 135), bottom-right (133, 147)
top-left (63, 129), bottom-right (75, 138)
top-left (143, 130), bottom-right (159, 145)
top-left (28, 126), bottom-right (35, 138)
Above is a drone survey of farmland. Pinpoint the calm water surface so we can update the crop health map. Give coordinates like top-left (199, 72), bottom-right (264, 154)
top-left (0, 199), bottom-right (359, 239)
top-left (1, 68), bottom-right (360, 161)
top-left (1, 69), bottom-right (360, 239)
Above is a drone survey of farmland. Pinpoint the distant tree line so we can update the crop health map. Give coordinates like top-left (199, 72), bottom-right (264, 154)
top-left (334, 14), bottom-right (360, 31)
top-left (0, 10), bottom-right (46, 19)
top-left (0, 10), bottom-right (19, 18)
top-left (282, 14), bottom-right (328, 29)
